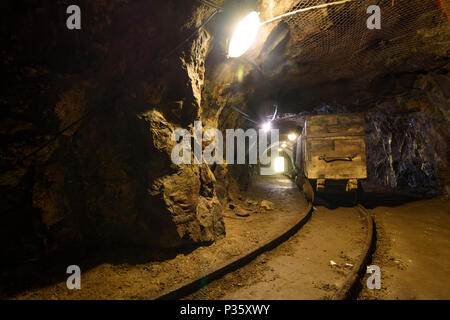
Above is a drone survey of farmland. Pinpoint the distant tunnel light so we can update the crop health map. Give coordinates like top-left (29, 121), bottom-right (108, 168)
top-left (274, 157), bottom-right (285, 173)
top-left (228, 11), bottom-right (260, 58)
top-left (262, 121), bottom-right (272, 132)
top-left (288, 133), bottom-right (297, 141)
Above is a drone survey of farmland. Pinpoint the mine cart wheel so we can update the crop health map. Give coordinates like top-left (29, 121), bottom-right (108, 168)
top-left (349, 181), bottom-right (364, 205)
top-left (355, 180), bottom-right (364, 204)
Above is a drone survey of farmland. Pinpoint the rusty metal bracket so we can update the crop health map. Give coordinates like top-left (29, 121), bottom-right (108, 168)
top-left (319, 154), bottom-right (356, 162)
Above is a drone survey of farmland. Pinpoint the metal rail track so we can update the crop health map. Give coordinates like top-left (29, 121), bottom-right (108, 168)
top-left (332, 205), bottom-right (375, 299)
top-left (153, 202), bottom-right (313, 300)
top-left (153, 202), bottom-right (375, 300)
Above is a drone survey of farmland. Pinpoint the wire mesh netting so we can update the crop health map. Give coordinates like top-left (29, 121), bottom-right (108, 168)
top-left (282, 0), bottom-right (449, 84)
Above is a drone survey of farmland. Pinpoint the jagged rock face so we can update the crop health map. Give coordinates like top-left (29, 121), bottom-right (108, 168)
top-left (364, 71), bottom-right (450, 195)
top-left (0, 0), bottom-right (226, 269)
top-left (142, 110), bottom-right (225, 247)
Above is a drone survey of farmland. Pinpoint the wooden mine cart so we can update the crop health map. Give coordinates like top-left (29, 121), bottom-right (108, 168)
top-left (294, 113), bottom-right (367, 198)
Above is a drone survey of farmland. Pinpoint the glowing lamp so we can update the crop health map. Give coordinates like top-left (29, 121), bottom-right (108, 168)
top-left (227, 1), bottom-right (353, 58)
top-left (288, 133), bottom-right (297, 141)
top-left (228, 11), bottom-right (260, 58)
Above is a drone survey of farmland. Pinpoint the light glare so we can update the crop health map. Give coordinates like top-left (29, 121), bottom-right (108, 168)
top-left (228, 12), bottom-right (260, 58)
top-left (288, 133), bottom-right (297, 141)
top-left (274, 157), bottom-right (285, 173)
top-left (262, 121), bottom-right (271, 132)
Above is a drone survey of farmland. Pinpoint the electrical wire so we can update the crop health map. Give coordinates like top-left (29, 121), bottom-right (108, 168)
top-left (270, 105), bottom-right (278, 121)
top-left (231, 1), bottom-right (355, 127)
top-left (230, 106), bottom-right (259, 124)
top-left (260, 0), bottom-right (354, 25)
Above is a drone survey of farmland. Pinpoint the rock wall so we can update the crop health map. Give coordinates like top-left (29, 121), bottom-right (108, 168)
top-left (364, 70), bottom-right (449, 196)
top-left (0, 0), bottom-right (227, 279)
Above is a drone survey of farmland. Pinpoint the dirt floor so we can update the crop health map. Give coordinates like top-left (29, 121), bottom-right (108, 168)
top-left (8, 175), bottom-right (449, 300)
top-left (186, 205), bottom-right (367, 300)
top-left (11, 175), bottom-right (309, 300)
top-left (359, 197), bottom-right (450, 300)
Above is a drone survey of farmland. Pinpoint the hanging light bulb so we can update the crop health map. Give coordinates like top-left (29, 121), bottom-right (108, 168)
top-left (228, 11), bottom-right (260, 58)
top-left (288, 133), bottom-right (297, 141)
top-left (227, 1), bottom-right (353, 58)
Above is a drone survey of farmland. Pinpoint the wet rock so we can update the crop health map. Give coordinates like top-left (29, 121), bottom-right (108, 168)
top-left (144, 111), bottom-right (225, 247)
top-left (261, 200), bottom-right (274, 211)
top-left (246, 199), bottom-right (259, 206)
top-left (231, 204), bottom-right (251, 218)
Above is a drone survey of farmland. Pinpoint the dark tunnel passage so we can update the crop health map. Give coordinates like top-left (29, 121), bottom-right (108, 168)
top-left (0, 0), bottom-right (449, 300)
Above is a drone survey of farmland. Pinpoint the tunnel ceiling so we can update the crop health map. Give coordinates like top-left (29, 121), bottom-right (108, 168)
top-left (268, 0), bottom-right (448, 84)
top-left (215, 0), bottom-right (450, 114)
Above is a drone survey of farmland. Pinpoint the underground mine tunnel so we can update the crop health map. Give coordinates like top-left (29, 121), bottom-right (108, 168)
top-left (0, 0), bottom-right (449, 302)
